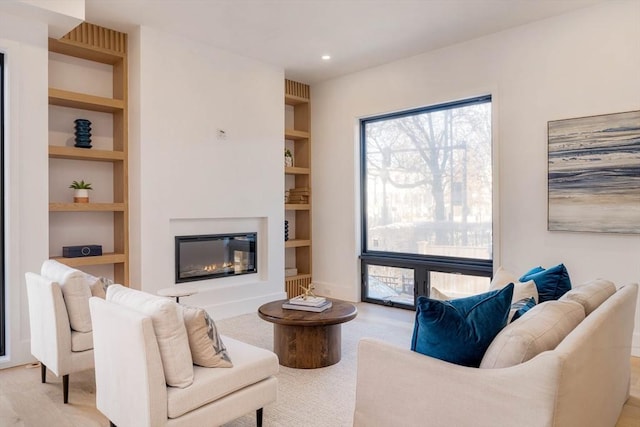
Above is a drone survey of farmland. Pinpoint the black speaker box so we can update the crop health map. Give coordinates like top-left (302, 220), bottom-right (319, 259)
top-left (62, 245), bottom-right (103, 258)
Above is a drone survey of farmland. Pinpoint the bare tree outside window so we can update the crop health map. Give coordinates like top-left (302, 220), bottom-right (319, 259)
top-left (361, 97), bottom-right (493, 306)
top-left (364, 101), bottom-right (492, 259)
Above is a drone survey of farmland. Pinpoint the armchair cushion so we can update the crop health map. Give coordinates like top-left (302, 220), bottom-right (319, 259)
top-left (166, 336), bottom-right (278, 419)
top-left (70, 330), bottom-right (93, 352)
top-left (181, 305), bottom-right (233, 368)
top-left (41, 260), bottom-right (102, 332)
top-left (107, 285), bottom-right (194, 388)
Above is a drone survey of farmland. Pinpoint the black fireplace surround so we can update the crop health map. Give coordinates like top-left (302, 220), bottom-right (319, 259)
top-left (175, 233), bottom-right (257, 283)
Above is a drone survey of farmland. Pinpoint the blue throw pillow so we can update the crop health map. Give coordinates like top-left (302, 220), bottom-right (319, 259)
top-left (510, 297), bottom-right (536, 322)
top-left (520, 263), bottom-right (571, 303)
top-left (410, 283), bottom-right (514, 367)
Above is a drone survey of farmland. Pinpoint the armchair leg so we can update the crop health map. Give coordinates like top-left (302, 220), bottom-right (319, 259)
top-left (63, 374), bottom-right (69, 404)
top-left (256, 408), bottom-right (263, 427)
top-left (110, 422), bottom-right (116, 427)
top-left (40, 363), bottom-right (46, 383)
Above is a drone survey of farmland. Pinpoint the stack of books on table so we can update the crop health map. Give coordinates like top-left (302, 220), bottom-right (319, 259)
top-left (282, 295), bottom-right (332, 312)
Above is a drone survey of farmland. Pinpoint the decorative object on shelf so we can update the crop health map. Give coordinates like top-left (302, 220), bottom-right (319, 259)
top-left (284, 148), bottom-right (293, 167)
top-left (73, 118), bottom-right (92, 148)
top-left (284, 220), bottom-right (289, 241)
top-left (288, 187), bottom-right (309, 204)
top-left (299, 283), bottom-right (317, 300)
top-left (62, 244), bottom-right (103, 258)
top-left (69, 180), bottom-right (92, 203)
top-left (548, 110), bottom-right (640, 234)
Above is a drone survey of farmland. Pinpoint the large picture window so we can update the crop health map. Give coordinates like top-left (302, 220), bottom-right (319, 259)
top-left (360, 95), bottom-right (493, 308)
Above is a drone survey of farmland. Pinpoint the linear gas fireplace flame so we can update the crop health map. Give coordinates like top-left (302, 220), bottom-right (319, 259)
top-left (175, 233), bottom-right (257, 283)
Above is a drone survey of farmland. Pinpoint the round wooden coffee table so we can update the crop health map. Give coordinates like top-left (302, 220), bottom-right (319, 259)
top-left (258, 299), bottom-right (357, 369)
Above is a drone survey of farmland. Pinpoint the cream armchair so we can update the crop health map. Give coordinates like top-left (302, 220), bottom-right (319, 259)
top-left (89, 286), bottom-right (278, 427)
top-left (25, 260), bottom-right (105, 403)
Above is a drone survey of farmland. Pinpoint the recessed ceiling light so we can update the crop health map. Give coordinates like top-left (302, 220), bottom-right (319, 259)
top-left (321, 55), bottom-right (331, 60)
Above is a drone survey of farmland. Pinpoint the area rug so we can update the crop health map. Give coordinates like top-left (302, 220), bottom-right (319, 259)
top-left (219, 304), bottom-right (414, 427)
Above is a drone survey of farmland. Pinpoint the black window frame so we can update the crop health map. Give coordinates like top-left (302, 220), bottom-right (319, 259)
top-left (360, 95), bottom-right (493, 309)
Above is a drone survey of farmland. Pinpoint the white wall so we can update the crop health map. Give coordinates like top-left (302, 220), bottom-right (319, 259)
top-left (0, 13), bottom-right (49, 369)
top-left (130, 27), bottom-right (287, 319)
top-left (311, 1), bottom-right (640, 352)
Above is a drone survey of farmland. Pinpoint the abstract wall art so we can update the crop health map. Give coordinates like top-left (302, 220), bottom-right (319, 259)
top-left (548, 110), bottom-right (640, 234)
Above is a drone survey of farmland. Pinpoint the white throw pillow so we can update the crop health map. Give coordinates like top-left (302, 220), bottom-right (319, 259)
top-left (107, 285), bottom-right (194, 388)
top-left (480, 300), bottom-right (585, 369)
top-left (490, 266), bottom-right (539, 304)
top-left (429, 287), bottom-right (451, 300)
top-left (41, 260), bottom-right (102, 332)
top-left (181, 305), bottom-right (233, 368)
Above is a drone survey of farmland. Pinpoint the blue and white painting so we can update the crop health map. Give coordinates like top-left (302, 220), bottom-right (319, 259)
top-left (548, 110), bottom-right (640, 234)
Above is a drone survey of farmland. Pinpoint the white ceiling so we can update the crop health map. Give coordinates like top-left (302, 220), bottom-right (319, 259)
top-left (86, 0), bottom-right (605, 84)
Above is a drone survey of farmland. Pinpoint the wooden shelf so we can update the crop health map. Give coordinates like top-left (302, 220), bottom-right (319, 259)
top-left (49, 37), bottom-right (125, 65)
top-left (49, 145), bottom-right (124, 162)
top-left (285, 166), bottom-right (310, 175)
top-left (285, 94), bottom-right (309, 106)
top-left (48, 23), bottom-right (129, 286)
top-left (285, 203), bottom-right (310, 211)
top-left (50, 252), bottom-right (126, 267)
top-left (285, 239), bottom-right (311, 248)
top-left (285, 129), bottom-right (310, 140)
top-left (49, 88), bottom-right (124, 113)
top-left (285, 273), bottom-right (312, 283)
top-left (49, 203), bottom-right (126, 212)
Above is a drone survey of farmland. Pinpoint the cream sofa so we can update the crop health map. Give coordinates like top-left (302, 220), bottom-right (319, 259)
top-left (354, 280), bottom-right (638, 427)
top-left (89, 286), bottom-right (278, 426)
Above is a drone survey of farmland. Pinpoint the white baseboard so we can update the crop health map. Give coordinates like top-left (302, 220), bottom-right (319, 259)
top-left (632, 332), bottom-right (640, 357)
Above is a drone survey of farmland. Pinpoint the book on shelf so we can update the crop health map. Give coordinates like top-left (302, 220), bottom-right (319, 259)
top-left (288, 295), bottom-right (327, 306)
top-left (282, 300), bottom-right (332, 312)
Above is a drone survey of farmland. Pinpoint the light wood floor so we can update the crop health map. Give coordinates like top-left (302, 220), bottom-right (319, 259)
top-left (0, 311), bottom-right (639, 426)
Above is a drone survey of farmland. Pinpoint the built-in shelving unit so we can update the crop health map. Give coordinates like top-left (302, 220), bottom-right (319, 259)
top-left (284, 80), bottom-right (312, 298)
top-left (48, 23), bottom-right (129, 285)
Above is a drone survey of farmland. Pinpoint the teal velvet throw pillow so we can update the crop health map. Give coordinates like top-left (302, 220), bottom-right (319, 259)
top-left (519, 263), bottom-right (571, 303)
top-left (410, 284), bottom-right (514, 367)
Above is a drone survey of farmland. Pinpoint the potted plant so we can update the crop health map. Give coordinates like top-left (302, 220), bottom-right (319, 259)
top-left (69, 180), bottom-right (93, 203)
top-left (285, 148), bottom-right (293, 167)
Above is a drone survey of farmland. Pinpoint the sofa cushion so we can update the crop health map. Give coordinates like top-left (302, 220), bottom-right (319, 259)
top-left (41, 260), bottom-right (102, 332)
top-left (411, 284), bottom-right (513, 367)
top-left (107, 285), bottom-right (194, 388)
top-left (181, 305), bottom-right (233, 368)
top-left (490, 266), bottom-right (539, 304)
top-left (71, 330), bottom-right (93, 352)
top-left (166, 335), bottom-right (279, 419)
top-left (519, 263), bottom-right (572, 303)
top-left (559, 279), bottom-right (616, 315)
top-left (480, 300), bottom-right (585, 369)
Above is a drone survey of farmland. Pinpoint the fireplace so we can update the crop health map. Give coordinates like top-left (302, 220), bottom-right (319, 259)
top-left (175, 233), bottom-right (257, 283)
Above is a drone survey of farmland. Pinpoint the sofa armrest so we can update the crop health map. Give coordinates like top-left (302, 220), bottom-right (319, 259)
top-left (90, 297), bottom-right (167, 427)
top-left (354, 338), bottom-right (563, 427)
